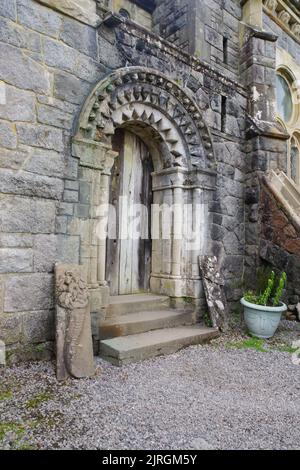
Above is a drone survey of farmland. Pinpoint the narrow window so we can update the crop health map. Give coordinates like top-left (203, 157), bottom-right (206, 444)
top-left (223, 37), bottom-right (228, 64)
top-left (221, 96), bottom-right (227, 133)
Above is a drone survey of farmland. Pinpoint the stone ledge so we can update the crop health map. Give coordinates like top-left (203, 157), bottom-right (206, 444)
top-left (36, 0), bottom-right (100, 27)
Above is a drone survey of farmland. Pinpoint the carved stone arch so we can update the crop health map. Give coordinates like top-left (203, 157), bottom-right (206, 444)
top-left (71, 67), bottom-right (217, 327)
top-left (74, 66), bottom-right (216, 171)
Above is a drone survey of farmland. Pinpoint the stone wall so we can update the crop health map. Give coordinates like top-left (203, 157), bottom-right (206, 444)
top-left (0, 0), bottom-right (251, 361)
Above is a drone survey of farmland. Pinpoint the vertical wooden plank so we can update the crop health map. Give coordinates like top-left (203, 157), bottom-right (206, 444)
top-left (106, 129), bottom-right (123, 296)
top-left (106, 129), bottom-right (153, 295)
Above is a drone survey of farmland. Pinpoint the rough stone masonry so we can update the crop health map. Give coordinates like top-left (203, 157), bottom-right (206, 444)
top-left (0, 0), bottom-right (299, 363)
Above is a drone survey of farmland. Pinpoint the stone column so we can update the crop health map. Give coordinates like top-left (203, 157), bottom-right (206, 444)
top-left (171, 187), bottom-right (182, 277)
top-left (240, 24), bottom-right (289, 287)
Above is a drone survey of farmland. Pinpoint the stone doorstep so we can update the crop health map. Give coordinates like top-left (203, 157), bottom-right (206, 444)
top-left (99, 309), bottom-right (196, 340)
top-left (106, 293), bottom-right (170, 317)
top-left (99, 325), bottom-right (219, 366)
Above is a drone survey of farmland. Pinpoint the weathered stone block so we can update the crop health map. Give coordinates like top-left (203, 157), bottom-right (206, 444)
top-left (53, 71), bottom-right (90, 105)
top-left (33, 234), bottom-right (57, 272)
top-left (43, 37), bottom-right (104, 84)
top-left (0, 0), bottom-right (17, 20)
top-left (0, 233), bottom-right (33, 248)
top-left (57, 202), bottom-right (73, 216)
top-left (65, 180), bottom-right (79, 191)
top-left (0, 169), bottom-right (64, 200)
top-left (0, 84), bottom-right (35, 122)
top-left (0, 16), bottom-right (41, 52)
top-left (17, 0), bottom-right (62, 38)
top-left (37, 104), bottom-right (73, 130)
top-left (4, 273), bottom-right (54, 312)
top-left (55, 215), bottom-right (68, 234)
top-left (0, 120), bottom-right (17, 149)
top-left (64, 189), bottom-right (79, 203)
top-left (0, 313), bottom-right (22, 344)
top-left (0, 248), bottom-right (33, 273)
top-left (60, 17), bottom-right (97, 58)
top-left (22, 310), bottom-right (54, 343)
top-left (0, 148), bottom-right (28, 170)
top-left (17, 123), bottom-right (64, 152)
top-left (0, 43), bottom-right (51, 94)
top-left (24, 148), bottom-right (65, 178)
top-left (0, 195), bottom-right (56, 233)
top-left (33, 234), bottom-right (80, 272)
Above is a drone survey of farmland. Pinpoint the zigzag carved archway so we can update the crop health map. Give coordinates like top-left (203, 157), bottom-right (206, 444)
top-left (76, 67), bottom-right (215, 171)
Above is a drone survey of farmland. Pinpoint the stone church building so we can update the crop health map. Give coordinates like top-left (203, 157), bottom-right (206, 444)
top-left (0, 0), bottom-right (299, 364)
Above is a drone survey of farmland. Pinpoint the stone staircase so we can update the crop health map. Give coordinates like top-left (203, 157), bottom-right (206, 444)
top-left (99, 294), bottom-right (219, 366)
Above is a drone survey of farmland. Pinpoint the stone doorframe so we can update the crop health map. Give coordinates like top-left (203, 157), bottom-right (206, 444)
top-left (71, 66), bottom-right (216, 325)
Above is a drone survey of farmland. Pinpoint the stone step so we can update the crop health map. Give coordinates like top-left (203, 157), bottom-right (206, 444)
top-left (99, 325), bottom-right (219, 366)
top-left (99, 309), bottom-right (196, 340)
top-left (106, 293), bottom-right (170, 317)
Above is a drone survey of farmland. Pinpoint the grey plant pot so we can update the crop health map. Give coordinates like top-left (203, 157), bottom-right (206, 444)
top-left (240, 297), bottom-right (287, 339)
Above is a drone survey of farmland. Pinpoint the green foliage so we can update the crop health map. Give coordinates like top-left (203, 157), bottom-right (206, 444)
top-left (244, 290), bottom-right (259, 304)
top-left (258, 271), bottom-right (275, 306)
top-left (0, 390), bottom-right (13, 401)
top-left (273, 272), bottom-right (287, 306)
top-left (244, 270), bottom-right (287, 306)
top-left (25, 392), bottom-right (53, 409)
top-left (229, 337), bottom-right (268, 352)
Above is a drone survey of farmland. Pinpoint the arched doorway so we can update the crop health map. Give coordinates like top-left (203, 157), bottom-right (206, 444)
top-left (72, 66), bottom-right (216, 314)
top-left (106, 128), bottom-right (153, 295)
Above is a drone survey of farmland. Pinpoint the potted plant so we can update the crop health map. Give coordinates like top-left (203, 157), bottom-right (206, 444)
top-left (241, 271), bottom-right (287, 339)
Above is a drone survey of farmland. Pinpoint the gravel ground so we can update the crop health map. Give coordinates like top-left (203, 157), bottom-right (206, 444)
top-left (0, 321), bottom-right (300, 450)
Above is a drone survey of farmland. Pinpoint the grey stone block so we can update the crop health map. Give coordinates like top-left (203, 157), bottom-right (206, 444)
top-left (0, 233), bottom-right (33, 248)
top-left (55, 215), bottom-right (68, 234)
top-left (4, 273), bottom-right (54, 312)
top-left (0, 0), bottom-right (16, 20)
top-left (17, 0), bottom-right (62, 38)
top-left (60, 17), bottom-right (97, 59)
top-left (64, 180), bottom-right (79, 191)
top-left (57, 235), bottom-right (80, 264)
top-left (0, 84), bottom-right (35, 122)
top-left (0, 43), bottom-right (51, 94)
top-left (0, 148), bottom-right (28, 170)
top-left (53, 70), bottom-right (90, 105)
top-left (22, 310), bottom-right (54, 343)
top-left (0, 313), bottom-right (22, 344)
top-left (79, 181), bottom-right (91, 204)
top-left (37, 94), bottom-right (78, 115)
top-left (0, 248), bottom-right (33, 273)
top-left (0, 168), bottom-right (64, 200)
top-left (37, 104), bottom-right (73, 130)
top-left (0, 16), bottom-right (41, 52)
top-left (24, 148), bottom-right (65, 178)
top-left (75, 204), bottom-right (90, 218)
top-left (57, 202), bottom-right (73, 216)
top-left (33, 234), bottom-right (79, 272)
top-left (0, 195), bottom-right (56, 233)
top-left (63, 189), bottom-right (78, 202)
top-left (17, 123), bottom-right (64, 152)
top-left (44, 36), bottom-right (104, 83)
top-left (0, 120), bottom-right (17, 149)
top-left (33, 234), bottom-right (57, 272)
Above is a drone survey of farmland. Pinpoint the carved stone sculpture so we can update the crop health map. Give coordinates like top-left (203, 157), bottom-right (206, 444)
top-left (55, 264), bottom-right (95, 381)
top-left (199, 256), bottom-right (229, 332)
top-left (265, 0), bottom-right (278, 14)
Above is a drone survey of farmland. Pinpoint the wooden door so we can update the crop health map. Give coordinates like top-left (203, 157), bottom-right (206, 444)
top-left (106, 129), bottom-right (153, 295)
